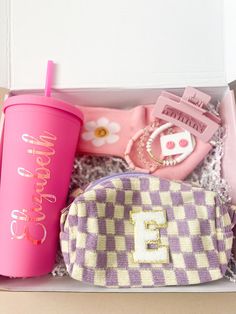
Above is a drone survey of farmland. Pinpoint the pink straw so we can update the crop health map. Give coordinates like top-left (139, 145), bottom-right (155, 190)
top-left (45, 60), bottom-right (54, 97)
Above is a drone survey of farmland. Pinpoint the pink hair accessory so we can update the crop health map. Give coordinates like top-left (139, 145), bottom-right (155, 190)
top-left (153, 87), bottom-right (221, 142)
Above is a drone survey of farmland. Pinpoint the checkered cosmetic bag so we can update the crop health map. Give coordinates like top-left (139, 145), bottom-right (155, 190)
top-left (60, 173), bottom-right (235, 287)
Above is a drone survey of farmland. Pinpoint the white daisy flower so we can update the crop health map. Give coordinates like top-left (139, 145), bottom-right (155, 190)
top-left (82, 117), bottom-right (120, 147)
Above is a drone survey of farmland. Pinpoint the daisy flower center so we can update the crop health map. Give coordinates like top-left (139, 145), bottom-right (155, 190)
top-left (94, 127), bottom-right (109, 138)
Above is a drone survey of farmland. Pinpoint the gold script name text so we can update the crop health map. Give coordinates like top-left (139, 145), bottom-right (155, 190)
top-left (11, 131), bottom-right (57, 245)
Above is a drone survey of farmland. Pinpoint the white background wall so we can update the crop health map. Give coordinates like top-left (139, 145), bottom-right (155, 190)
top-left (0, 0), bottom-right (10, 87)
top-left (1, 0), bottom-right (235, 89)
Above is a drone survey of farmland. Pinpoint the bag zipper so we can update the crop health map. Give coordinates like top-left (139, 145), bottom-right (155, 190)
top-left (85, 172), bottom-right (197, 192)
top-left (62, 172), bottom-right (198, 215)
top-left (85, 171), bottom-right (150, 191)
top-left (60, 172), bottom-right (147, 215)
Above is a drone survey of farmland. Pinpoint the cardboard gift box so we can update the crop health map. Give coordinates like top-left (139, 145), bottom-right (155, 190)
top-left (0, 0), bottom-right (236, 299)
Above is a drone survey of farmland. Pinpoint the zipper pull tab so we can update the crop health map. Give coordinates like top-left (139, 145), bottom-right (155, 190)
top-left (61, 188), bottom-right (84, 214)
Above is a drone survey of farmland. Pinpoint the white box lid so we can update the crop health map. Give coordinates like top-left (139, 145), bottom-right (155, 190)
top-left (0, 0), bottom-right (236, 90)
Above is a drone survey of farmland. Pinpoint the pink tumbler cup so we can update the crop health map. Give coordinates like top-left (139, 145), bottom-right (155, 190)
top-left (0, 94), bottom-right (83, 277)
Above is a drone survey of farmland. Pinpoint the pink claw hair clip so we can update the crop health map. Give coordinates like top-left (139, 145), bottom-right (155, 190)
top-left (153, 86), bottom-right (221, 143)
top-left (124, 87), bottom-right (218, 179)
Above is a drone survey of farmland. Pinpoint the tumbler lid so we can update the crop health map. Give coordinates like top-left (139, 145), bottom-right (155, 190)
top-left (4, 61), bottom-right (83, 123)
top-left (3, 94), bottom-right (84, 124)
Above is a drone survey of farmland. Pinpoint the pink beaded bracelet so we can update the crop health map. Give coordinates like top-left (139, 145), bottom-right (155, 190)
top-left (124, 120), bottom-right (163, 173)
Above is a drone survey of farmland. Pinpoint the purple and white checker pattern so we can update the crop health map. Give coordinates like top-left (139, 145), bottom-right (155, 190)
top-left (60, 175), bottom-right (233, 287)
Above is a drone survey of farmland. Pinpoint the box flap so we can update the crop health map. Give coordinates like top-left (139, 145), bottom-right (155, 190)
top-left (224, 0), bottom-right (236, 83)
top-left (0, 275), bottom-right (236, 292)
top-left (7, 0), bottom-right (228, 89)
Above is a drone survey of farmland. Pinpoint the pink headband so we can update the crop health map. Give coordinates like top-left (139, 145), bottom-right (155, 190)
top-left (77, 87), bottom-right (220, 180)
